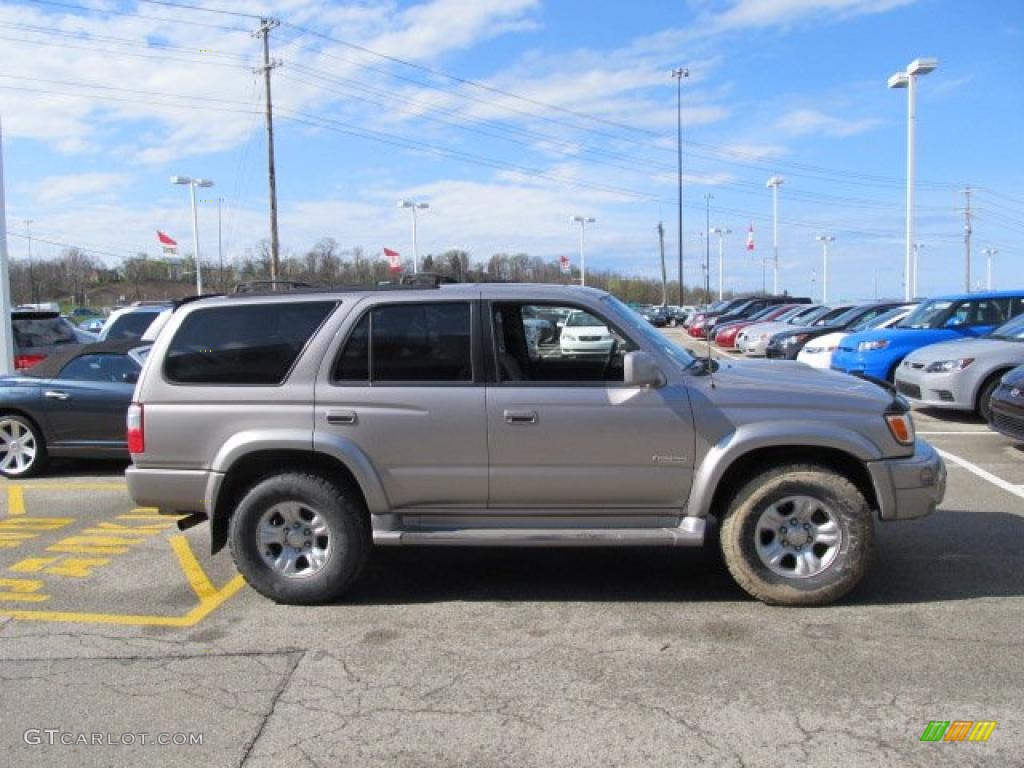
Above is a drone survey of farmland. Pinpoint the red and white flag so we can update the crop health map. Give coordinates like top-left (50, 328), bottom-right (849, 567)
top-left (746, 223), bottom-right (755, 252)
top-left (559, 254), bottom-right (571, 275)
top-left (383, 247), bottom-right (402, 272)
top-left (156, 230), bottom-right (177, 254)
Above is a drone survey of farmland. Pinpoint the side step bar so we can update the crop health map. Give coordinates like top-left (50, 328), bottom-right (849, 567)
top-left (374, 517), bottom-right (705, 547)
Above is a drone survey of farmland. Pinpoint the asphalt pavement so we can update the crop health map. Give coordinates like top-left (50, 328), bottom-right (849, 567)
top-left (1, 337), bottom-right (1022, 767)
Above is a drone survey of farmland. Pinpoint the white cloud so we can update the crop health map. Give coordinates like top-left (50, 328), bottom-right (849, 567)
top-left (775, 108), bottom-right (881, 137)
top-left (35, 173), bottom-right (133, 205)
top-left (698, 0), bottom-right (918, 32)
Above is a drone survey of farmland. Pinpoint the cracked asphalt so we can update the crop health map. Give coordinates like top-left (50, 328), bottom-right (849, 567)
top-left (1, 408), bottom-right (1023, 766)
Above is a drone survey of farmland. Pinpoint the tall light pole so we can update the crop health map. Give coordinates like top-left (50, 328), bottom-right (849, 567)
top-left (766, 176), bottom-right (784, 294)
top-left (216, 197), bottom-right (225, 291)
top-left (912, 242), bottom-right (924, 296)
top-left (570, 215), bottom-right (596, 286)
top-left (671, 67), bottom-right (689, 305)
top-left (982, 247), bottom-right (998, 290)
top-left (24, 218), bottom-right (36, 304)
top-left (170, 176), bottom-right (214, 295)
top-left (397, 200), bottom-right (429, 273)
top-left (889, 57), bottom-right (939, 302)
top-left (815, 234), bottom-right (835, 303)
top-left (710, 227), bottom-right (731, 301)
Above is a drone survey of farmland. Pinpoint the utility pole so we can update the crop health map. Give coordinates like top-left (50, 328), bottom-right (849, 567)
top-left (657, 220), bottom-right (667, 306)
top-left (671, 67), bottom-right (689, 306)
top-left (703, 194), bottom-right (713, 305)
top-left (217, 197), bottom-right (224, 292)
top-left (962, 186), bottom-right (973, 292)
top-left (24, 218), bottom-right (36, 304)
top-left (254, 18), bottom-right (282, 283)
top-left (0, 117), bottom-right (14, 374)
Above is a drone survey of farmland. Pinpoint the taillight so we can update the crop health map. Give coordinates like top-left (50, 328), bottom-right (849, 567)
top-left (15, 354), bottom-right (46, 370)
top-left (127, 403), bottom-right (145, 454)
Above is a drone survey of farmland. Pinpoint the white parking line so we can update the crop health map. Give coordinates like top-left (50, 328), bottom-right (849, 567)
top-left (919, 431), bottom-right (997, 436)
top-left (937, 448), bottom-right (1024, 501)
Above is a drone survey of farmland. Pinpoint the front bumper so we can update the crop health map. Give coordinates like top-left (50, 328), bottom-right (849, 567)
top-left (893, 364), bottom-right (973, 410)
top-left (866, 440), bottom-right (946, 521)
top-left (126, 466), bottom-right (222, 517)
top-left (830, 350), bottom-right (891, 381)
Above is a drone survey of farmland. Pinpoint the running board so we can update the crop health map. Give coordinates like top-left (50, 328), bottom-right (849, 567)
top-left (373, 517), bottom-right (705, 547)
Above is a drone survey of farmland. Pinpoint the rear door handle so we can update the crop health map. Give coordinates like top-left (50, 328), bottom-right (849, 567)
top-left (44, 390), bottom-right (70, 401)
top-left (326, 409), bottom-right (357, 425)
top-left (504, 409), bottom-right (537, 425)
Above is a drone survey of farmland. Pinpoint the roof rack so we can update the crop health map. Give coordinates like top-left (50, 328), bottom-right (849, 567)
top-left (233, 280), bottom-right (316, 294)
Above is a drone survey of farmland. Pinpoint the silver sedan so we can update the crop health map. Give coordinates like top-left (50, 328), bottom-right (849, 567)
top-left (894, 313), bottom-right (1024, 420)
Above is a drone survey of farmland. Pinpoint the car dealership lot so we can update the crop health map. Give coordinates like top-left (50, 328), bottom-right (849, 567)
top-left (1, 343), bottom-right (1023, 766)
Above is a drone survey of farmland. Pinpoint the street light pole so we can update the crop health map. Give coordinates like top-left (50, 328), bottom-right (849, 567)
top-left (766, 176), bottom-right (783, 294)
top-left (171, 176), bottom-right (214, 295)
top-left (217, 197), bottom-right (224, 292)
top-left (570, 216), bottom-right (596, 286)
top-left (889, 57), bottom-right (938, 302)
top-left (982, 247), bottom-right (997, 290)
top-left (710, 227), bottom-right (731, 301)
top-left (704, 194), bottom-right (712, 304)
top-left (912, 242), bottom-right (924, 296)
top-left (671, 67), bottom-right (689, 305)
top-left (815, 234), bottom-right (835, 303)
top-left (397, 200), bottom-right (429, 273)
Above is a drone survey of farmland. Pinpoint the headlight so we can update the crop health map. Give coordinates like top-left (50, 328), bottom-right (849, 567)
top-left (885, 411), bottom-right (915, 446)
top-left (562, 333), bottom-right (576, 342)
top-left (803, 346), bottom-right (823, 354)
top-left (924, 358), bottom-right (975, 373)
top-left (857, 339), bottom-right (890, 352)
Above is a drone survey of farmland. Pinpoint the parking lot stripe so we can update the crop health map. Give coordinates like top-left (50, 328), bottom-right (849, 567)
top-left (919, 431), bottom-right (996, 436)
top-left (170, 535), bottom-right (218, 600)
top-left (7, 485), bottom-right (25, 515)
top-left (937, 448), bottom-right (1024, 501)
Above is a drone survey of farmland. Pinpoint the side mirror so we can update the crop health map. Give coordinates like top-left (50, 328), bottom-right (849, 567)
top-left (624, 350), bottom-right (665, 388)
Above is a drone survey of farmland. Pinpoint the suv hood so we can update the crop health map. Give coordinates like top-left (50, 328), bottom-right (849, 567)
top-left (698, 358), bottom-right (893, 412)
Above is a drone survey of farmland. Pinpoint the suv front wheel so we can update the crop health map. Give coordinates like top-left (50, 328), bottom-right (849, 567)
top-left (719, 464), bottom-right (874, 606)
top-left (229, 472), bottom-right (369, 605)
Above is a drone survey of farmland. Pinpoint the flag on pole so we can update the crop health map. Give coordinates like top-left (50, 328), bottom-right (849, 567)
top-left (559, 254), bottom-right (571, 275)
top-left (746, 223), bottom-right (755, 252)
top-left (384, 247), bottom-right (402, 272)
top-left (156, 230), bottom-right (178, 255)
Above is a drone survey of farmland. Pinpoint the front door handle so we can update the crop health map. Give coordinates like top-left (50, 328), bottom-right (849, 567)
top-left (326, 409), bottom-right (357, 425)
top-left (44, 390), bottom-right (70, 401)
top-left (504, 409), bottom-right (537, 425)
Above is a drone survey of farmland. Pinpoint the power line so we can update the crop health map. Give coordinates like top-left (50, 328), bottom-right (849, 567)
top-left (21, 0), bottom-right (251, 32)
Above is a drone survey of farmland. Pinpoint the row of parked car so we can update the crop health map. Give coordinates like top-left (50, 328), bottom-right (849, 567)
top-left (674, 290), bottom-right (1024, 439)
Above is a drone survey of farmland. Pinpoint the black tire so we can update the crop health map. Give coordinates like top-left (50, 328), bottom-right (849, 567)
top-left (229, 472), bottom-right (370, 605)
top-left (0, 413), bottom-right (49, 479)
top-left (719, 464), bottom-right (874, 606)
top-left (976, 373), bottom-right (1005, 422)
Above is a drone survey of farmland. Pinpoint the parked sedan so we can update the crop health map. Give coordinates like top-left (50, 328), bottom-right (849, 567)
top-left (766, 302), bottom-right (906, 360)
top-left (894, 313), bottom-right (1024, 420)
top-left (714, 304), bottom-right (800, 349)
top-left (988, 365), bottom-right (1024, 442)
top-left (798, 306), bottom-right (913, 369)
top-left (737, 305), bottom-right (830, 356)
top-left (0, 341), bottom-right (148, 477)
top-left (559, 310), bottom-right (615, 356)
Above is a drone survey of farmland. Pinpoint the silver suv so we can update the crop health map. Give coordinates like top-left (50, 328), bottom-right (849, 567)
top-left (126, 284), bottom-right (946, 606)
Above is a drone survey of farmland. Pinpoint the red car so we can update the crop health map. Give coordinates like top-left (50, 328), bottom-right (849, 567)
top-left (688, 313), bottom-right (711, 338)
top-left (713, 304), bottom-right (800, 349)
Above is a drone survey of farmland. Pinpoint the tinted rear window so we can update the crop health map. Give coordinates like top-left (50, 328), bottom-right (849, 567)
top-left (105, 311), bottom-right (161, 340)
top-left (164, 302), bottom-right (337, 385)
top-left (13, 317), bottom-right (77, 349)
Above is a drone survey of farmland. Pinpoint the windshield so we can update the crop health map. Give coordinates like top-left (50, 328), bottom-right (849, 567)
top-left (812, 306), bottom-right (853, 326)
top-left (787, 306), bottom-right (827, 324)
top-left (12, 316), bottom-right (78, 348)
top-left (566, 311), bottom-right (602, 327)
top-left (826, 305), bottom-right (870, 327)
top-left (988, 314), bottom-right (1024, 341)
top-left (603, 295), bottom-right (695, 369)
top-left (898, 299), bottom-right (956, 329)
top-left (855, 307), bottom-right (906, 331)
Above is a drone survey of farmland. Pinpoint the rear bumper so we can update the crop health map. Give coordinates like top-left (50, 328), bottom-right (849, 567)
top-left (126, 466), bottom-right (223, 516)
top-left (866, 440), bottom-right (946, 521)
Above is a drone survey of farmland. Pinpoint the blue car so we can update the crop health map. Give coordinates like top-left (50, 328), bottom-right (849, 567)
top-left (831, 290), bottom-right (1024, 382)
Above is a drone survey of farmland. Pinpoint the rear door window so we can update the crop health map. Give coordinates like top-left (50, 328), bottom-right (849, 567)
top-left (105, 311), bottom-right (161, 340)
top-left (59, 353), bottom-right (139, 383)
top-left (165, 301), bottom-right (337, 385)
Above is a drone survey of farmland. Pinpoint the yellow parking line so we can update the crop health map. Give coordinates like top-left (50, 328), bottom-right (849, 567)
top-left (11, 482), bottom-right (128, 491)
top-left (169, 535), bottom-right (218, 600)
top-left (7, 485), bottom-right (25, 515)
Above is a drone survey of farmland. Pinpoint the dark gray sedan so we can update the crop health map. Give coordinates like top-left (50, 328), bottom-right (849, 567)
top-left (0, 340), bottom-right (148, 477)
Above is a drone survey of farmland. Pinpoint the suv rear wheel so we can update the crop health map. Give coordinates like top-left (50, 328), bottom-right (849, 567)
top-left (719, 464), bottom-right (873, 606)
top-left (229, 472), bottom-right (369, 605)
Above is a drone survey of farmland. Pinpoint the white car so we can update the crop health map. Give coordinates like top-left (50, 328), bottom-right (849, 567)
top-left (559, 310), bottom-right (615, 356)
top-left (737, 305), bottom-right (827, 355)
top-left (797, 306), bottom-right (914, 369)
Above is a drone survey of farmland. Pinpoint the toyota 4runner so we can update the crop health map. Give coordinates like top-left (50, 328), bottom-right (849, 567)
top-left (126, 283), bottom-right (946, 606)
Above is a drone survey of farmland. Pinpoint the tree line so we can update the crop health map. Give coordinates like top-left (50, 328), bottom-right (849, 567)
top-left (7, 238), bottom-right (726, 307)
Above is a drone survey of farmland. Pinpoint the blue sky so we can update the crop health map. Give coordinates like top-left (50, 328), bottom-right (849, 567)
top-left (1, 0), bottom-right (1022, 300)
